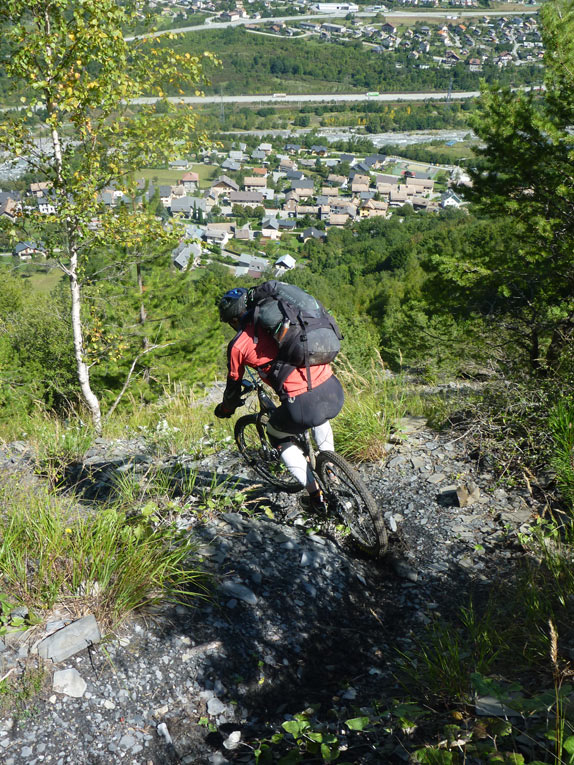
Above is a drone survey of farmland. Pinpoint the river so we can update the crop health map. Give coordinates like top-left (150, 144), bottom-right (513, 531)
top-left (221, 127), bottom-right (476, 147)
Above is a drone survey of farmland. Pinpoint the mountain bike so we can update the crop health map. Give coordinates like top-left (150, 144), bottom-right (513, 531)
top-left (233, 374), bottom-right (388, 557)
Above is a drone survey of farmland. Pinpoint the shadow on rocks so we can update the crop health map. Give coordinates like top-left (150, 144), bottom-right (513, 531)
top-left (50, 450), bottom-right (505, 764)
top-left (143, 500), bottom-right (491, 763)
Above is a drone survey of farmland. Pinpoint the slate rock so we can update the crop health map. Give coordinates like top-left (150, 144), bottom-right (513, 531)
top-left (437, 485), bottom-right (458, 506)
top-left (437, 482), bottom-right (480, 508)
top-left (219, 581), bottom-right (258, 605)
top-left (456, 482), bottom-right (481, 507)
top-left (37, 614), bottom-right (101, 663)
top-left (207, 697), bottom-right (227, 716)
top-left (427, 473), bottom-right (446, 484)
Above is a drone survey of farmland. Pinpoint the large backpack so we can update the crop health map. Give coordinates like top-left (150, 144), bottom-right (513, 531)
top-left (245, 280), bottom-right (343, 394)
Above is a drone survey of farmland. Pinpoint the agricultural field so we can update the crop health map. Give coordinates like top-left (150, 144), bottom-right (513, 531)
top-left (138, 163), bottom-right (219, 189)
top-left (0, 261), bottom-right (66, 294)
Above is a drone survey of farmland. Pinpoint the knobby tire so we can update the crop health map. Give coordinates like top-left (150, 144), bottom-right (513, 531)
top-left (234, 414), bottom-right (302, 494)
top-left (316, 451), bottom-right (388, 557)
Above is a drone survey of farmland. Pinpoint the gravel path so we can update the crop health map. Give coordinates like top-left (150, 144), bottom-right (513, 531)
top-left (0, 419), bottom-right (541, 764)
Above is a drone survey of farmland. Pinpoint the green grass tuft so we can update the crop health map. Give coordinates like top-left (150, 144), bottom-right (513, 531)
top-left (334, 358), bottom-right (406, 462)
top-left (549, 398), bottom-right (574, 510)
top-left (0, 477), bottom-right (207, 630)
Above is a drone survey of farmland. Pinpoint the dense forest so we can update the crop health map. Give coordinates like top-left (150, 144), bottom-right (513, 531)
top-left (0, 200), bottom-right (567, 420)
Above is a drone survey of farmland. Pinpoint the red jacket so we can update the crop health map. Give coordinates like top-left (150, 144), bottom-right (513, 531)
top-left (223, 322), bottom-right (332, 407)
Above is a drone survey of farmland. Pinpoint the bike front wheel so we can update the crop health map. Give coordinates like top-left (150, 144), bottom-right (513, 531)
top-left (316, 451), bottom-right (388, 557)
top-left (234, 414), bottom-right (302, 494)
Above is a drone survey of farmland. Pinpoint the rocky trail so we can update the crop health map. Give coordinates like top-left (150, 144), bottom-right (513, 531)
top-left (0, 416), bottom-right (542, 765)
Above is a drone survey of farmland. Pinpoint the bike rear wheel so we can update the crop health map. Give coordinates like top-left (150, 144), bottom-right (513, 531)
top-left (234, 414), bottom-right (302, 494)
top-left (316, 451), bottom-right (388, 557)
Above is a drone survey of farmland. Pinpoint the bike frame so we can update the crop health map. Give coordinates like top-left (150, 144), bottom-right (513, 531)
top-left (242, 370), bottom-right (317, 471)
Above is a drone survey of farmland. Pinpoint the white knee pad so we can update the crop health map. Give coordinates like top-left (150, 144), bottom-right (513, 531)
top-left (280, 444), bottom-right (317, 491)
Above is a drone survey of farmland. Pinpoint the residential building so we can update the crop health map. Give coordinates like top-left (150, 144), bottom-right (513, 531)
top-left (389, 188), bottom-right (409, 206)
top-left (29, 181), bottom-right (51, 197)
top-left (179, 172), bottom-right (200, 191)
top-left (171, 197), bottom-right (195, 217)
top-left (300, 227), bottom-right (326, 242)
top-left (235, 253), bottom-right (268, 279)
top-left (327, 174), bottom-right (347, 187)
top-left (351, 182), bottom-right (370, 195)
top-left (0, 193), bottom-right (20, 221)
top-left (170, 159), bottom-right (191, 171)
top-left (243, 177), bottom-right (267, 192)
top-left (360, 199), bottom-right (389, 217)
top-left (229, 191), bottom-right (265, 207)
top-left (440, 189), bottom-right (465, 208)
top-left (328, 213), bottom-right (349, 226)
top-left (291, 178), bottom-right (315, 198)
top-left (210, 176), bottom-right (240, 197)
top-left (159, 185), bottom-right (173, 207)
top-left (296, 205), bottom-right (320, 219)
top-left (13, 241), bottom-right (46, 259)
top-left (203, 227), bottom-right (230, 247)
top-left (404, 177), bottom-right (435, 193)
top-left (261, 217), bottom-right (281, 239)
top-left (221, 159), bottom-right (241, 172)
top-left (172, 241), bottom-right (202, 271)
top-left (234, 224), bottom-right (253, 242)
top-left (275, 253), bottom-right (296, 274)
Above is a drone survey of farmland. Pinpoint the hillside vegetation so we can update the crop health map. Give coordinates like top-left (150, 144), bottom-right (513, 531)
top-left (163, 27), bottom-right (541, 95)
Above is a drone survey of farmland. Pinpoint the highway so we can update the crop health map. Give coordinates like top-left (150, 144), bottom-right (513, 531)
top-left (131, 90), bottom-right (480, 106)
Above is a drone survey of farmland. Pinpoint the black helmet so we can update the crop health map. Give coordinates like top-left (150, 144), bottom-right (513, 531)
top-left (218, 287), bottom-right (248, 323)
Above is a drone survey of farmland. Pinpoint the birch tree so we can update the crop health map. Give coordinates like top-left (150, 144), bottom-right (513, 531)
top-left (0, 0), bottom-right (214, 432)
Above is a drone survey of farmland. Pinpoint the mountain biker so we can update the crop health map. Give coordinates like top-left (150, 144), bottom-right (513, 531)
top-left (214, 286), bottom-right (344, 512)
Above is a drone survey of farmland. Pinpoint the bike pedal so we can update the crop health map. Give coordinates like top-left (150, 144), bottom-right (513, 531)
top-left (299, 495), bottom-right (327, 514)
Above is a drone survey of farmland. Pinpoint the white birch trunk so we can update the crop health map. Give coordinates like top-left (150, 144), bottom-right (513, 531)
top-left (69, 243), bottom-right (102, 433)
top-left (49, 113), bottom-right (102, 433)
